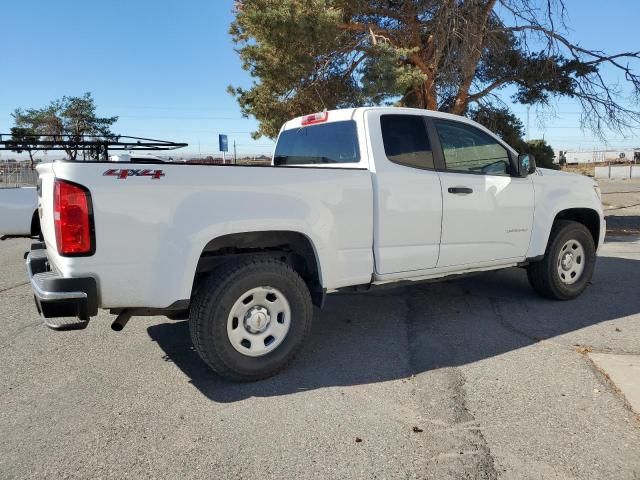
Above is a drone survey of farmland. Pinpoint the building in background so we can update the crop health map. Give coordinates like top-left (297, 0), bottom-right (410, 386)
top-left (555, 148), bottom-right (640, 165)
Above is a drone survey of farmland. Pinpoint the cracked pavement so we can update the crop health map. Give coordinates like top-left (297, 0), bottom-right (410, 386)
top-left (1, 234), bottom-right (639, 479)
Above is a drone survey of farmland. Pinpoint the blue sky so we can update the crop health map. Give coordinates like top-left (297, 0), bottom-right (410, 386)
top-left (1, 0), bottom-right (638, 157)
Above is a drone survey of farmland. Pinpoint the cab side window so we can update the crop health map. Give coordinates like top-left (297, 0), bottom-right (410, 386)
top-left (380, 115), bottom-right (434, 169)
top-left (434, 120), bottom-right (511, 175)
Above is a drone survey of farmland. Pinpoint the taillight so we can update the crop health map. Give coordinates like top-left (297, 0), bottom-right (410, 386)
top-left (301, 111), bottom-right (328, 126)
top-left (53, 179), bottom-right (94, 256)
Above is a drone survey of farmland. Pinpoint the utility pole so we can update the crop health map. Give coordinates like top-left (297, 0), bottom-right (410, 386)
top-left (526, 106), bottom-right (531, 142)
top-left (234, 140), bottom-right (237, 164)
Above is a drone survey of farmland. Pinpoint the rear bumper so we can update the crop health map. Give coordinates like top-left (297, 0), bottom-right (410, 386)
top-left (26, 243), bottom-right (98, 330)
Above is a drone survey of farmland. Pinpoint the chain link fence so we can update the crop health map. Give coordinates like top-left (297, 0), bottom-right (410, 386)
top-left (0, 163), bottom-right (38, 187)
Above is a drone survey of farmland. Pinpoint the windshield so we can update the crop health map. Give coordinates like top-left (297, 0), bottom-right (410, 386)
top-left (273, 120), bottom-right (360, 166)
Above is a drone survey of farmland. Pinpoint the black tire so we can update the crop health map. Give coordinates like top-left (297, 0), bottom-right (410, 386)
top-left (189, 257), bottom-right (313, 381)
top-left (31, 210), bottom-right (43, 241)
top-left (527, 220), bottom-right (596, 300)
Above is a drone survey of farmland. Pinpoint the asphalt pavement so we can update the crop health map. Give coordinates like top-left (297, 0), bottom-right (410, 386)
top-left (1, 236), bottom-right (639, 479)
top-left (601, 179), bottom-right (640, 235)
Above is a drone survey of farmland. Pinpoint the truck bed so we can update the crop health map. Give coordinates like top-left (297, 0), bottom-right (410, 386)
top-left (37, 161), bottom-right (374, 309)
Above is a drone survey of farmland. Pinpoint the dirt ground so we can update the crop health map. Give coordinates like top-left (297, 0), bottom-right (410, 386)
top-left (561, 162), bottom-right (637, 178)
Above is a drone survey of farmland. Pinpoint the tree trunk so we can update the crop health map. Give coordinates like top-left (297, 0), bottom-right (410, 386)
top-left (423, 78), bottom-right (438, 110)
top-left (450, 0), bottom-right (498, 115)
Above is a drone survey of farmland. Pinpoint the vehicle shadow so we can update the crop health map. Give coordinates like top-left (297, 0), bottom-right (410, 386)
top-left (147, 255), bottom-right (640, 403)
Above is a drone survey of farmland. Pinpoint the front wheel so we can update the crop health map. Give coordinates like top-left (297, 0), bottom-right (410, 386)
top-left (189, 257), bottom-right (313, 381)
top-left (527, 220), bottom-right (596, 300)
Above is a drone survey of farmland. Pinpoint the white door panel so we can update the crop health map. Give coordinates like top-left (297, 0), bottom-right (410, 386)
top-left (438, 172), bottom-right (534, 267)
top-left (372, 169), bottom-right (443, 273)
top-left (366, 111), bottom-right (443, 274)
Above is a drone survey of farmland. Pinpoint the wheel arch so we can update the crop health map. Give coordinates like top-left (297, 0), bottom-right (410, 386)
top-left (192, 230), bottom-right (324, 306)
top-left (553, 208), bottom-right (600, 247)
top-left (528, 206), bottom-right (602, 259)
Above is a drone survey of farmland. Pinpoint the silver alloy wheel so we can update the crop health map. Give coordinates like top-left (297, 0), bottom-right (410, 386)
top-left (557, 239), bottom-right (586, 285)
top-left (226, 286), bottom-right (291, 357)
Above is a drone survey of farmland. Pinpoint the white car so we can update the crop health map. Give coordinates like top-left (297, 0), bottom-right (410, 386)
top-left (0, 186), bottom-right (39, 239)
top-left (26, 107), bottom-right (604, 380)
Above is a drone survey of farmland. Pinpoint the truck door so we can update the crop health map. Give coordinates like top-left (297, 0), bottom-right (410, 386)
top-left (428, 118), bottom-right (534, 268)
top-left (366, 111), bottom-right (443, 274)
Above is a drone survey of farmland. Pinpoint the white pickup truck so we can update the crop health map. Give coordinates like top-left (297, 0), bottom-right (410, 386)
top-left (27, 107), bottom-right (604, 380)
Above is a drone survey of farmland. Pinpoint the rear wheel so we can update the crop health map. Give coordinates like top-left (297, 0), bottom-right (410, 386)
top-left (527, 220), bottom-right (596, 300)
top-left (189, 257), bottom-right (313, 381)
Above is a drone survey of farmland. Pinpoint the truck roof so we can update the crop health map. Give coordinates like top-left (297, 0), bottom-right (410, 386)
top-left (281, 106), bottom-right (499, 133)
top-left (279, 106), bottom-right (516, 155)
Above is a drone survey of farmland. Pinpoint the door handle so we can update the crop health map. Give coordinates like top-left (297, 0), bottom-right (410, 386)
top-left (448, 186), bottom-right (473, 195)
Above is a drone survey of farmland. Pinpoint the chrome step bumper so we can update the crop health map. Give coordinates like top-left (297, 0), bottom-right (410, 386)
top-left (26, 243), bottom-right (98, 330)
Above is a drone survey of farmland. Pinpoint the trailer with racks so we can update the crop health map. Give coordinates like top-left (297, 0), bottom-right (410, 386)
top-left (0, 134), bottom-right (186, 239)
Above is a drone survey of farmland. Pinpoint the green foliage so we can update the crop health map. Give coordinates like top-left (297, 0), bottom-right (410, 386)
top-left (470, 105), bottom-right (557, 169)
top-left (524, 139), bottom-right (557, 170)
top-left (229, 1), bottom-right (640, 139)
top-left (229, 0), bottom-right (446, 137)
top-left (11, 93), bottom-right (117, 160)
top-left (469, 106), bottom-right (526, 149)
top-left (360, 44), bottom-right (427, 106)
top-left (9, 126), bottom-right (39, 169)
top-left (228, 1), bottom-right (360, 138)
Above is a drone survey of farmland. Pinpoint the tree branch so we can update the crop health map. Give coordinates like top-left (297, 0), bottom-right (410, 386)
top-left (501, 24), bottom-right (640, 68)
top-left (337, 22), bottom-right (398, 47)
top-left (467, 76), bottom-right (519, 103)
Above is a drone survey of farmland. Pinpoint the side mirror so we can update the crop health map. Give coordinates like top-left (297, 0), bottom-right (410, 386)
top-left (517, 153), bottom-right (536, 177)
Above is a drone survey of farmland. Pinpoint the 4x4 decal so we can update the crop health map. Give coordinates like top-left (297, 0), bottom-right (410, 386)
top-left (103, 168), bottom-right (165, 180)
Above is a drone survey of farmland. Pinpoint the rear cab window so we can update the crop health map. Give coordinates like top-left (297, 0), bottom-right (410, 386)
top-left (274, 120), bottom-right (360, 166)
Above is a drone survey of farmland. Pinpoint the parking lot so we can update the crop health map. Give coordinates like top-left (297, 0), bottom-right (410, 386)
top-left (2, 199), bottom-right (640, 479)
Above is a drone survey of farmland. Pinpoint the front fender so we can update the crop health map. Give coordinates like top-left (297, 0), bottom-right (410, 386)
top-left (526, 172), bottom-right (604, 258)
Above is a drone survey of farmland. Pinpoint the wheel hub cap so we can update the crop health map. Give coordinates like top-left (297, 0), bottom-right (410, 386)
top-left (561, 252), bottom-right (574, 270)
top-left (244, 306), bottom-right (271, 333)
top-left (226, 286), bottom-right (292, 357)
top-left (557, 239), bottom-right (586, 285)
